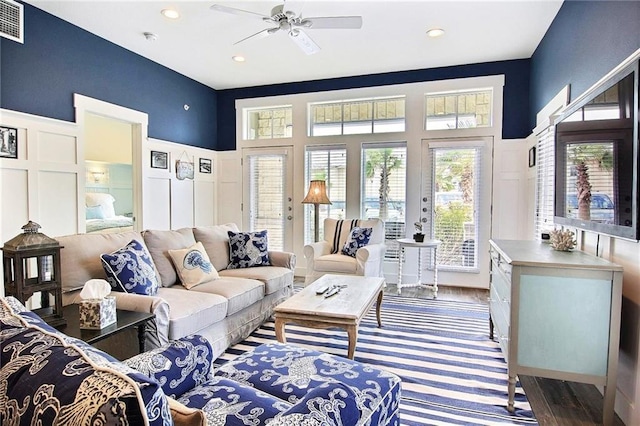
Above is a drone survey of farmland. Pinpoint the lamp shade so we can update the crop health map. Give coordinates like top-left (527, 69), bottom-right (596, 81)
top-left (302, 180), bottom-right (332, 204)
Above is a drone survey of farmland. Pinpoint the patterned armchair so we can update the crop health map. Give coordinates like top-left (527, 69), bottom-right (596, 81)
top-left (304, 218), bottom-right (387, 284)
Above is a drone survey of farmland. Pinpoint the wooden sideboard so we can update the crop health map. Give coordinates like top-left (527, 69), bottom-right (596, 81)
top-left (488, 239), bottom-right (623, 426)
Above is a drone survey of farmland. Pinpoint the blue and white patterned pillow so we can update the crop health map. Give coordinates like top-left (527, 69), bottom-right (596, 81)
top-left (101, 239), bottom-right (159, 295)
top-left (341, 227), bottom-right (372, 257)
top-left (227, 230), bottom-right (270, 269)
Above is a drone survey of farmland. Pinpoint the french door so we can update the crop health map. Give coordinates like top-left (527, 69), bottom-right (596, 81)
top-left (421, 137), bottom-right (493, 287)
top-left (242, 147), bottom-right (294, 252)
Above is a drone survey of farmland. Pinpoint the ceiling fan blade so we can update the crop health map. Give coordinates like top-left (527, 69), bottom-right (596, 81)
top-left (234, 28), bottom-right (277, 46)
top-left (289, 29), bottom-right (320, 55)
top-left (210, 4), bottom-right (270, 20)
top-left (304, 16), bottom-right (363, 29)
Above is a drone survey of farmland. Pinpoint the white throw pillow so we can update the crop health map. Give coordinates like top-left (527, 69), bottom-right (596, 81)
top-left (168, 242), bottom-right (219, 289)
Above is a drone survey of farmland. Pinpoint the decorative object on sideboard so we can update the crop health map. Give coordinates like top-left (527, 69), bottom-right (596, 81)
top-left (1, 221), bottom-right (66, 327)
top-left (302, 180), bottom-right (332, 242)
top-left (413, 221), bottom-right (425, 242)
top-left (0, 125), bottom-right (18, 159)
top-left (549, 229), bottom-right (576, 251)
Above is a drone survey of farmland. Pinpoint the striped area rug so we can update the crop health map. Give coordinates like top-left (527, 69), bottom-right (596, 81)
top-left (215, 293), bottom-right (537, 426)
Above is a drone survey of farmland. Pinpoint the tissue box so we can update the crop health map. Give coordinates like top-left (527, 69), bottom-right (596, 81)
top-left (79, 297), bottom-right (116, 329)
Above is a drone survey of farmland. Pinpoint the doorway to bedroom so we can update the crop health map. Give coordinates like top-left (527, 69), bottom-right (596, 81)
top-left (74, 93), bottom-right (147, 234)
top-left (84, 113), bottom-right (135, 234)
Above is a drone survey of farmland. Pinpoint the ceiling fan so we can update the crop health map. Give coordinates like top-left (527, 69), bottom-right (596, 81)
top-left (211, 3), bottom-right (363, 55)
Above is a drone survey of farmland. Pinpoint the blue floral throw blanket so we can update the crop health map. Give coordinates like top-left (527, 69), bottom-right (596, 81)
top-left (0, 297), bottom-right (171, 426)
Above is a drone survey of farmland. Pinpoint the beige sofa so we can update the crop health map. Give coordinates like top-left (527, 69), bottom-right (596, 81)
top-left (58, 223), bottom-right (295, 358)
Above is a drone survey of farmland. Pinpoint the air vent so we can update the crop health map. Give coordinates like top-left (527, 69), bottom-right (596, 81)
top-left (0, 0), bottom-right (23, 43)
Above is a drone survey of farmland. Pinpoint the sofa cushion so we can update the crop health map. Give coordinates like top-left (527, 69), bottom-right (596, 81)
top-left (219, 266), bottom-right (293, 295)
top-left (188, 277), bottom-right (264, 316)
top-left (57, 230), bottom-right (144, 293)
top-left (143, 228), bottom-right (196, 287)
top-left (217, 342), bottom-right (402, 426)
top-left (271, 382), bottom-right (360, 426)
top-left (177, 376), bottom-right (288, 424)
top-left (101, 239), bottom-right (160, 295)
top-left (314, 253), bottom-right (357, 274)
top-left (192, 223), bottom-right (239, 272)
top-left (227, 230), bottom-right (270, 269)
top-left (168, 242), bottom-right (219, 289)
top-left (156, 287), bottom-right (228, 339)
top-left (341, 226), bottom-right (373, 257)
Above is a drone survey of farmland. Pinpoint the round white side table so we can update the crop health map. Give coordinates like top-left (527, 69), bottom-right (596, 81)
top-left (396, 238), bottom-right (441, 297)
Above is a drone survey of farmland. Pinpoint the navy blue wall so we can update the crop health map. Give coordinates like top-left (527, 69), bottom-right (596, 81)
top-left (1, 3), bottom-right (218, 149)
top-left (217, 60), bottom-right (531, 151)
top-left (530, 0), bottom-right (640, 127)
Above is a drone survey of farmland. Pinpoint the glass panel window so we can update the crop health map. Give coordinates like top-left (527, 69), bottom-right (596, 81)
top-left (309, 97), bottom-right (405, 136)
top-left (304, 146), bottom-right (347, 244)
top-left (244, 106), bottom-right (292, 140)
top-left (361, 143), bottom-right (407, 259)
top-left (425, 89), bottom-right (492, 130)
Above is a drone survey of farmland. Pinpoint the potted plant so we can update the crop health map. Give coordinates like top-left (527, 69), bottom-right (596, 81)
top-left (413, 221), bottom-right (425, 242)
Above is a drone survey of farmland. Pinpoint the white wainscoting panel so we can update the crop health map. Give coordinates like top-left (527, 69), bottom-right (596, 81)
top-left (171, 179), bottom-right (194, 229)
top-left (38, 170), bottom-right (78, 236)
top-left (492, 139), bottom-right (528, 240)
top-left (144, 177), bottom-right (171, 230)
top-left (37, 131), bottom-right (78, 164)
top-left (216, 153), bottom-right (242, 226)
top-left (195, 180), bottom-right (215, 226)
top-left (1, 167), bottom-right (29, 241)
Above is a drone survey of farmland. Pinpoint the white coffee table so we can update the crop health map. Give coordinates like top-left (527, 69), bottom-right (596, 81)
top-left (396, 238), bottom-right (441, 297)
top-left (274, 274), bottom-right (384, 359)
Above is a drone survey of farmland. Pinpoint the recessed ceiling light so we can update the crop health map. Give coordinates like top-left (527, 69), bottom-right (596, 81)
top-left (232, 55), bottom-right (246, 63)
top-left (161, 8), bottom-right (180, 19)
top-left (426, 28), bottom-right (445, 38)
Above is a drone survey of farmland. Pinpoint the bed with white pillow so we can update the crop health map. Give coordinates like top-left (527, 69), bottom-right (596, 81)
top-left (85, 192), bottom-right (134, 233)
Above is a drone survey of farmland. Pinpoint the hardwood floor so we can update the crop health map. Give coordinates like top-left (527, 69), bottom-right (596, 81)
top-left (382, 282), bottom-right (625, 426)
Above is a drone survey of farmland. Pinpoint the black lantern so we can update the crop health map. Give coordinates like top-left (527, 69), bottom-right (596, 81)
top-left (2, 221), bottom-right (66, 327)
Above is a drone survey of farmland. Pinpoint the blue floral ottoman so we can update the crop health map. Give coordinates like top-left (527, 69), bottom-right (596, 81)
top-left (126, 336), bottom-right (401, 425)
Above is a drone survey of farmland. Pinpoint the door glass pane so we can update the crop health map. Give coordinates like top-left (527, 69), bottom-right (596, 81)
top-left (361, 144), bottom-right (407, 259)
top-left (247, 154), bottom-right (285, 251)
top-left (430, 147), bottom-right (479, 268)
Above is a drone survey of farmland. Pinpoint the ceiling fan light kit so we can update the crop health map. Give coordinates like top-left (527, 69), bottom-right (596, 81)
top-left (211, 2), bottom-right (363, 55)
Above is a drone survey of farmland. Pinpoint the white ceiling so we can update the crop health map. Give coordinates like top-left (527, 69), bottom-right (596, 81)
top-left (29, 0), bottom-right (563, 90)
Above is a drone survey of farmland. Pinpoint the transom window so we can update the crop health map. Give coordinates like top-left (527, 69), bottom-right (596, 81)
top-left (309, 96), bottom-right (405, 136)
top-left (425, 89), bottom-right (492, 130)
top-left (244, 106), bottom-right (292, 140)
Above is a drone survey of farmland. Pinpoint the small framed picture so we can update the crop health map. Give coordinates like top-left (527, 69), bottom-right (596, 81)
top-left (0, 126), bottom-right (18, 159)
top-left (151, 150), bottom-right (168, 169)
top-left (528, 146), bottom-right (536, 168)
top-left (199, 158), bottom-right (212, 174)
